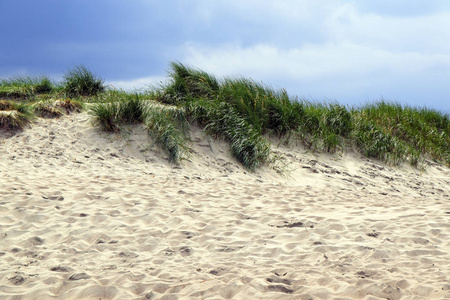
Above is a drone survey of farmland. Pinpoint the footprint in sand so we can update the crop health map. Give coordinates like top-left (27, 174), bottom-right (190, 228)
top-left (68, 273), bottom-right (91, 281)
top-left (8, 274), bottom-right (26, 285)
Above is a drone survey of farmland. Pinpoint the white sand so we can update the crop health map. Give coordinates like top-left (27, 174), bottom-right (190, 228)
top-left (0, 112), bottom-right (449, 299)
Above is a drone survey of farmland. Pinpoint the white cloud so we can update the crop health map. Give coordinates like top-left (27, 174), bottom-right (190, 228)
top-left (326, 5), bottom-right (450, 53)
top-left (176, 2), bottom-right (450, 110)
top-left (106, 76), bottom-right (169, 92)
top-left (183, 42), bottom-right (450, 83)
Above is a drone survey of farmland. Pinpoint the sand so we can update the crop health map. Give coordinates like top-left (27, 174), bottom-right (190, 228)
top-left (0, 112), bottom-right (449, 299)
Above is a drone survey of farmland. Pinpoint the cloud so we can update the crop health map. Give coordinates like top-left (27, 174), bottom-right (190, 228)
top-left (174, 2), bottom-right (450, 110)
top-left (107, 76), bottom-right (168, 91)
top-left (183, 42), bottom-right (449, 83)
top-left (1, 1), bottom-right (449, 111)
top-left (326, 5), bottom-right (450, 53)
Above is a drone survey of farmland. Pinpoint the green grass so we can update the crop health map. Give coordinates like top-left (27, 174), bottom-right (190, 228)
top-left (0, 75), bottom-right (56, 99)
top-left (144, 104), bottom-right (190, 164)
top-left (156, 61), bottom-right (220, 105)
top-left (0, 100), bottom-right (34, 130)
top-left (185, 98), bottom-right (270, 170)
top-left (63, 65), bottom-right (105, 97)
top-left (89, 90), bottom-right (147, 132)
top-left (354, 101), bottom-right (449, 165)
top-left (156, 62), bottom-right (449, 168)
top-left (1, 62), bottom-right (448, 169)
top-left (88, 90), bottom-right (190, 164)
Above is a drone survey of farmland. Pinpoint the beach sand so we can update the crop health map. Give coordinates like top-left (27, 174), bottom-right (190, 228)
top-left (0, 112), bottom-right (449, 299)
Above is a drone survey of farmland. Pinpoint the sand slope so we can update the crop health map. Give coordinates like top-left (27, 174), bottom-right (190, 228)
top-left (0, 112), bottom-right (449, 299)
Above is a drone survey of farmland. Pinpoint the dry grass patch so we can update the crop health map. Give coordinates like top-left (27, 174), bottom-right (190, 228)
top-left (0, 100), bottom-right (15, 111)
top-left (0, 110), bottom-right (30, 130)
top-left (34, 99), bottom-right (82, 118)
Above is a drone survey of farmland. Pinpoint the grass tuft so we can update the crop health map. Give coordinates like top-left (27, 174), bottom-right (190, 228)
top-left (63, 65), bottom-right (105, 97)
top-left (144, 104), bottom-right (190, 164)
top-left (157, 61), bottom-right (220, 105)
top-left (0, 100), bottom-right (34, 130)
top-left (89, 90), bottom-right (190, 164)
top-left (0, 75), bottom-right (56, 99)
top-left (185, 99), bottom-right (270, 170)
top-left (89, 91), bottom-right (147, 132)
top-left (33, 99), bottom-right (82, 118)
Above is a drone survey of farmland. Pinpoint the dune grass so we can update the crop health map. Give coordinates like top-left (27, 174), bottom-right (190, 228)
top-left (33, 98), bottom-right (83, 118)
top-left (88, 90), bottom-right (190, 164)
top-left (185, 98), bottom-right (270, 170)
top-left (144, 104), bottom-right (190, 164)
top-left (155, 62), bottom-right (449, 168)
top-left (89, 90), bottom-right (147, 132)
top-left (63, 65), bottom-right (105, 97)
top-left (0, 75), bottom-right (56, 99)
top-left (0, 100), bottom-right (34, 130)
top-left (1, 62), bottom-right (448, 168)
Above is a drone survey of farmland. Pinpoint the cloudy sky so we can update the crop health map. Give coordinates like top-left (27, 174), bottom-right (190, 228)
top-left (2, 0), bottom-right (450, 112)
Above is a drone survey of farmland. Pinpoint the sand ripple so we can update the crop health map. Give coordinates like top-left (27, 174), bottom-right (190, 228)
top-left (0, 113), bottom-right (449, 299)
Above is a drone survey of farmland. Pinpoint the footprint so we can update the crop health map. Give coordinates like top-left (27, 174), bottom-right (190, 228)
top-left (30, 236), bottom-right (44, 246)
top-left (209, 268), bottom-right (227, 276)
top-left (267, 285), bottom-right (294, 294)
top-left (179, 246), bottom-right (192, 257)
top-left (69, 273), bottom-right (91, 281)
top-left (266, 277), bottom-right (292, 285)
top-left (8, 274), bottom-right (26, 285)
top-left (50, 266), bottom-right (72, 272)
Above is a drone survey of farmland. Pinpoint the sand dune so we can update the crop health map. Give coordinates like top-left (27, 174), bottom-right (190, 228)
top-left (0, 112), bottom-right (449, 299)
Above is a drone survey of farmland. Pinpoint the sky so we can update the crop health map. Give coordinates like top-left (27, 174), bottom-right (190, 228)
top-left (1, 0), bottom-right (450, 112)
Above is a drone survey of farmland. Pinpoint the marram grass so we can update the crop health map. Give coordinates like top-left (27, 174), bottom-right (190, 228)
top-left (0, 75), bottom-right (56, 99)
top-left (63, 65), bottom-right (105, 97)
top-left (33, 99), bottom-right (82, 118)
top-left (144, 104), bottom-right (190, 164)
top-left (185, 98), bottom-right (270, 170)
top-left (157, 62), bottom-right (449, 168)
top-left (1, 63), bottom-right (448, 169)
top-left (88, 91), bottom-right (190, 164)
top-left (0, 100), bottom-right (34, 130)
top-left (89, 91), bottom-right (147, 132)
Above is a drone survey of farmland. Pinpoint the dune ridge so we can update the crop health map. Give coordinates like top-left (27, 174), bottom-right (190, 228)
top-left (0, 112), bottom-right (449, 299)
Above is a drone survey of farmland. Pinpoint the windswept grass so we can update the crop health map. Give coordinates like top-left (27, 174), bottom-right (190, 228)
top-left (88, 90), bottom-right (190, 164)
top-left (63, 65), bottom-right (105, 97)
top-left (89, 91), bottom-right (147, 132)
top-left (33, 99), bottom-right (82, 118)
top-left (355, 101), bottom-right (449, 165)
top-left (156, 62), bottom-right (449, 168)
top-left (0, 100), bottom-right (34, 130)
top-left (185, 99), bottom-right (270, 170)
top-left (1, 62), bottom-right (448, 169)
top-left (0, 75), bottom-right (56, 99)
top-left (157, 61), bottom-right (220, 105)
top-left (144, 104), bottom-right (190, 164)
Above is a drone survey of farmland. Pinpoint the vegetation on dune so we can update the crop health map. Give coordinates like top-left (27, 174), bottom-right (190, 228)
top-left (33, 98), bottom-right (82, 118)
top-left (0, 75), bottom-right (56, 99)
top-left (144, 104), bottom-right (190, 164)
top-left (0, 65), bottom-right (101, 132)
top-left (63, 65), bottom-right (105, 97)
top-left (89, 90), bottom-right (147, 132)
top-left (88, 90), bottom-right (190, 164)
top-left (1, 62), bottom-right (449, 168)
top-left (0, 100), bottom-right (34, 130)
top-left (355, 101), bottom-right (449, 165)
top-left (155, 62), bottom-right (448, 167)
top-left (185, 98), bottom-right (270, 170)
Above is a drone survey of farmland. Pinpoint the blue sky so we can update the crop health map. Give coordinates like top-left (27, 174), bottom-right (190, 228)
top-left (1, 0), bottom-right (450, 112)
